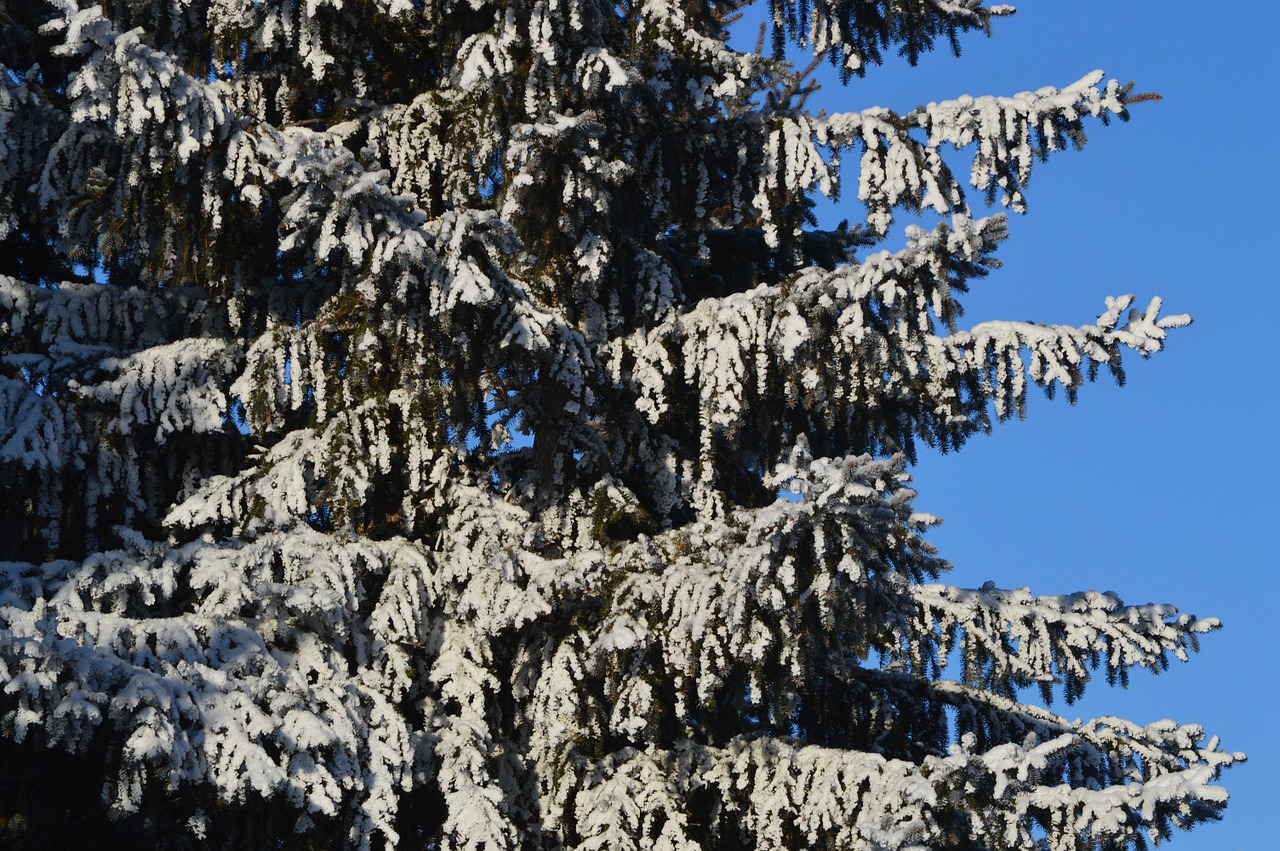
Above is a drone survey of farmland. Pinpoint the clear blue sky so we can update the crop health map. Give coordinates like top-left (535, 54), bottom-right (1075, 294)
top-left (735, 2), bottom-right (1278, 848)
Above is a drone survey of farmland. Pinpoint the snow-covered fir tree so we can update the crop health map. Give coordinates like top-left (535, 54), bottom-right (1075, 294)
top-left (0, 0), bottom-right (1242, 847)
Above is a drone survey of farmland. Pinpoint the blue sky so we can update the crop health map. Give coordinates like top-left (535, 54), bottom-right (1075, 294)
top-left (735, 2), bottom-right (1279, 847)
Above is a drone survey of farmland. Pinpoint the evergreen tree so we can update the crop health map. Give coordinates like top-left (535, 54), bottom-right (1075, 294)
top-left (0, 0), bottom-right (1242, 847)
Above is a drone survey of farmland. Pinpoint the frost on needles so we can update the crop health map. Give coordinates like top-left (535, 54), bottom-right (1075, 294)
top-left (0, 0), bottom-right (1240, 848)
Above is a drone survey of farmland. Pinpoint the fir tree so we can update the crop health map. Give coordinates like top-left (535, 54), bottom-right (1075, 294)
top-left (0, 0), bottom-right (1242, 848)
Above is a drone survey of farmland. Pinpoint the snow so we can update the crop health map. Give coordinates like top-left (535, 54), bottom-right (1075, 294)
top-left (0, 0), bottom-right (1236, 846)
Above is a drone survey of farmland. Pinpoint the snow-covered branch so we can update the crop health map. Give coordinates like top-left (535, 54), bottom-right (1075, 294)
top-left (611, 214), bottom-right (1185, 472)
top-left (772, 0), bottom-right (1016, 75)
top-left (817, 71), bottom-right (1132, 233)
top-left (912, 582), bottom-right (1220, 699)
